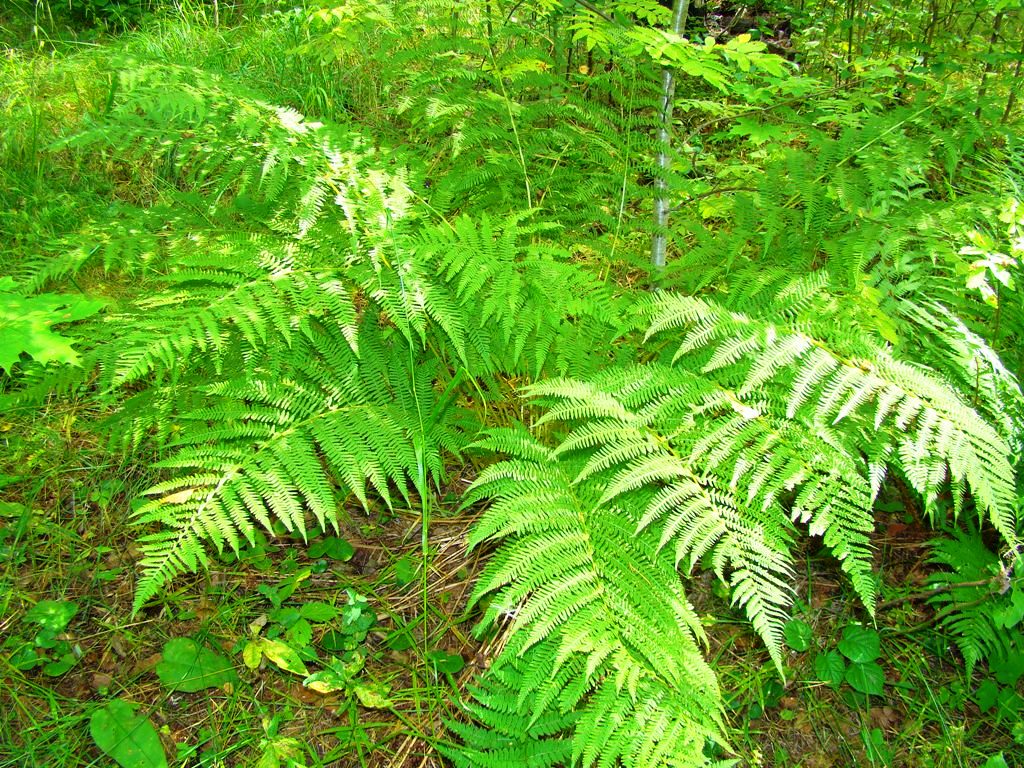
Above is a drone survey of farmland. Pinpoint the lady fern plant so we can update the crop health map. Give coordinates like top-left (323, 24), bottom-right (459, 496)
top-left (6, 60), bottom-right (623, 613)
top-left (450, 281), bottom-right (1019, 765)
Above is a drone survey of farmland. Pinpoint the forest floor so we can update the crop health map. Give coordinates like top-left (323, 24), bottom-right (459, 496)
top-left (1, 405), bottom-right (1019, 766)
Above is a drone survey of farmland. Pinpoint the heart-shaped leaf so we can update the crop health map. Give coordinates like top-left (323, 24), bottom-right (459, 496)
top-left (975, 679), bottom-right (1000, 712)
top-left (845, 661), bottom-right (885, 696)
top-left (837, 625), bottom-right (880, 664)
top-left (89, 699), bottom-right (168, 768)
top-left (43, 650), bottom-right (80, 677)
top-left (783, 619), bottom-right (813, 652)
top-left (814, 650), bottom-right (845, 689)
top-left (307, 537), bottom-right (354, 561)
top-left (427, 650), bottom-right (465, 675)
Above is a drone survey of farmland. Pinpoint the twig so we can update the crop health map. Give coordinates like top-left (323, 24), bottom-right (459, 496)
top-left (875, 577), bottom-right (994, 612)
top-left (667, 185), bottom-right (758, 211)
top-left (888, 596), bottom-right (992, 636)
top-left (573, 0), bottom-right (617, 25)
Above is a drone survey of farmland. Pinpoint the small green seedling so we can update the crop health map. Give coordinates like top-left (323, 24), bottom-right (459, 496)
top-left (814, 624), bottom-right (885, 697)
top-left (246, 581), bottom-right (375, 682)
top-left (255, 711), bottom-right (312, 768)
top-left (6, 600), bottom-right (83, 676)
top-left (220, 529), bottom-right (275, 570)
top-left (256, 569), bottom-right (311, 610)
top-left (320, 589), bottom-right (376, 654)
top-left (265, 600), bottom-right (340, 654)
top-left (304, 652), bottom-right (394, 709)
top-left (861, 726), bottom-right (894, 766)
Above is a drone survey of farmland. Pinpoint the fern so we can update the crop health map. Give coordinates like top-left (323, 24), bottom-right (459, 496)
top-left (130, 320), bottom-right (471, 610)
top-left (6, 60), bottom-right (629, 616)
top-left (927, 528), bottom-right (1024, 676)
top-left (56, 61), bottom-right (419, 249)
top-left (453, 426), bottom-right (726, 768)
top-left (466, 287), bottom-right (1020, 674)
top-left (412, 213), bottom-right (627, 378)
top-left (9, 12), bottom-right (1024, 768)
top-left (523, 364), bottom-right (864, 670)
top-left (443, 655), bottom-right (576, 768)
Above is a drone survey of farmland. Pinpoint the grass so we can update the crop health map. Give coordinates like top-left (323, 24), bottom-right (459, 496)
top-left (1, 3), bottom-right (1023, 767)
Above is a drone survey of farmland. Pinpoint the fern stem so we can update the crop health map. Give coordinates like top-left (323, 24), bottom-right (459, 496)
top-left (889, 595), bottom-right (993, 636)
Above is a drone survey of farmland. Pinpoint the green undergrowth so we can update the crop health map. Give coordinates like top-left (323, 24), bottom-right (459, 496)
top-left (2, 416), bottom-right (1021, 766)
top-left (2, 1), bottom-right (1024, 767)
top-left (3, 422), bottom-right (1023, 760)
top-left (1, 410), bottom-right (484, 768)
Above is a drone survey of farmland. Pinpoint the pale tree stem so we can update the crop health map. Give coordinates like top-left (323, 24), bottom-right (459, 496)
top-left (651, 0), bottom-right (690, 270)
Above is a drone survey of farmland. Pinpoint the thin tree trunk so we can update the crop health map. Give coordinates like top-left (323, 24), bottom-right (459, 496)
top-left (920, 0), bottom-right (939, 67)
top-left (651, 0), bottom-right (690, 270)
top-left (845, 0), bottom-right (856, 84)
top-left (1001, 38), bottom-right (1024, 123)
top-left (975, 11), bottom-right (1005, 119)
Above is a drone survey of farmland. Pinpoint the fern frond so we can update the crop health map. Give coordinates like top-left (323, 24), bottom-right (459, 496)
top-left (130, 322), bottom-right (470, 611)
top-left (460, 430), bottom-right (725, 766)
top-left (926, 528), bottom-right (1022, 676)
top-left (526, 367), bottom-right (861, 667)
top-left (644, 292), bottom-right (1018, 539)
